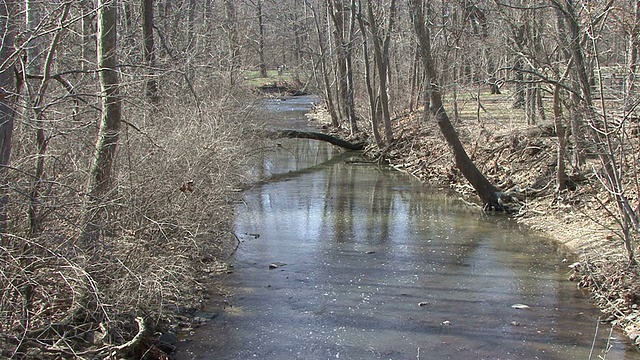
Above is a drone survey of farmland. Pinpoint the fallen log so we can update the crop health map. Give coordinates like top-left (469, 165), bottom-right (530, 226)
top-left (266, 129), bottom-right (364, 150)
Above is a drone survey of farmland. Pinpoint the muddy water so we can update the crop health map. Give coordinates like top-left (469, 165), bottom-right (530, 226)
top-left (174, 97), bottom-right (639, 359)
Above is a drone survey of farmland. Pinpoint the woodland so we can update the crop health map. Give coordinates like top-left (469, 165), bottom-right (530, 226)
top-left (0, 0), bottom-right (639, 358)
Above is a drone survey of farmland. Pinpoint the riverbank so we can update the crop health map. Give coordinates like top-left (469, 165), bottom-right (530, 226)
top-left (308, 103), bottom-right (640, 348)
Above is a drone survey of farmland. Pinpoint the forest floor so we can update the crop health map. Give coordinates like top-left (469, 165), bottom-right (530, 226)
top-left (308, 91), bottom-right (640, 348)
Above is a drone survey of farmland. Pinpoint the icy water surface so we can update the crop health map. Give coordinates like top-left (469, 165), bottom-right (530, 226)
top-left (174, 96), bottom-right (640, 359)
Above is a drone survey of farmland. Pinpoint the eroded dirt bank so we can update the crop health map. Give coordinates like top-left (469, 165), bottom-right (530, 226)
top-left (309, 105), bottom-right (640, 347)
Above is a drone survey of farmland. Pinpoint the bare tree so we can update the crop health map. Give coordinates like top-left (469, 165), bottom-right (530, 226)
top-left (553, 0), bottom-right (638, 263)
top-left (306, 0), bottom-right (340, 127)
top-left (366, 0), bottom-right (396, 144)
top-left (82, 0), bottom-right (123, 244)
top-left (329, 0), bottom-right (358, 135)
top-left (357, 0), bottom-right (383, 147)
top-left (410, 0), bottom-right (502, 210)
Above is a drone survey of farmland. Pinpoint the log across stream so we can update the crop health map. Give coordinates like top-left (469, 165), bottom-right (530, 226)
top-left (265, 129), bottom-right (364, 150)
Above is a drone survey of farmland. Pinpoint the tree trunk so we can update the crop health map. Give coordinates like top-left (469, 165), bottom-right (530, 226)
top-left (410, 0), bottom-right (501, 210)
top-left (626, 0), bottom-right (640, 110)
top-left (257, 0), bottom-right (268, 78)
top-left (224, 0), bottom-right (240, 86)
top-left (27, 3), bottom-right (71, 235)
top-left (367, 0), bottom-right (396, 144)
top-left (0, 0), bottom-right (17, 236)
top-left (329, 0), bottom-right (358, 135)
top-left (82, 0), bottom-right (123, 244)
top-left (553, 84), bottom-right (569, 192)
top-left (307, 0), bottom-right (340, 128)
top-left (142, 0), bottom-right (159, 102)
top-left (357, 0), bottom-right (383, 147)
top-left (81, 0), bottom-right (95, 72)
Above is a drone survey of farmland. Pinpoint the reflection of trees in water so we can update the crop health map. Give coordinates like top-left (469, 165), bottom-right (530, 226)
top-left (258, 139), bottom-right (340, 178)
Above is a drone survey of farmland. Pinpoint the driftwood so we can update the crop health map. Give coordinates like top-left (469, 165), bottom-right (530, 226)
top-left (266, 129), bottom-right (364, 150)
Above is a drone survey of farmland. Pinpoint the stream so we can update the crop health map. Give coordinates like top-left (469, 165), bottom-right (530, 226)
top-left (174, 96), bottom-right (640, 360)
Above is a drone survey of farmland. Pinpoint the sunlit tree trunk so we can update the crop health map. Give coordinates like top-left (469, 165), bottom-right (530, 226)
top-left (82, 0), bottom-right (123, 244)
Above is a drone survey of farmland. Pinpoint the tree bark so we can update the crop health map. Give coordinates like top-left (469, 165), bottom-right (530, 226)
top-left (357, 0), bottom-right (383, 148)
top-left (626, 0), bottom-right (640, 110)
top-left (367, 0), bottom-right (396, 143)
top-left (0, 0), bottom-right (17, 236)
top-left (257, 0), bottom-right (268, 78)
top-left (224, 0), bottom-right (240, 86)
top-left (82, 0), bottom-right (123, 244)
top-left (410, 0), bottom-right (501, 210)
top-left (553, 84), bottom-right (569, 192)
top-left (329, 0), bottom-right (358, 135)
top-left (142, 0), bottom-right (159, 102)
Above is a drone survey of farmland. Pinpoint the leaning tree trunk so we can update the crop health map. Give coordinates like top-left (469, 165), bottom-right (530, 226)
top-left (82, 0), bottom-right (123, 244)
top-left (410, 0), bottom-right (501, 210)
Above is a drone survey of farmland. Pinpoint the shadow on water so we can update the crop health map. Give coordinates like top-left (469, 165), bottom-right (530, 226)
top-left (174, 96), bottom-right (640, 360)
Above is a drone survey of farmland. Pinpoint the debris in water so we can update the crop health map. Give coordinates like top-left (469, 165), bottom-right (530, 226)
top-left (268, 262), bottom-right (287, 269)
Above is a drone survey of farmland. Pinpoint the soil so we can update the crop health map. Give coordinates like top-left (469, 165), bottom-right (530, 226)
top-left (307, 101), bottom-right (640, 348)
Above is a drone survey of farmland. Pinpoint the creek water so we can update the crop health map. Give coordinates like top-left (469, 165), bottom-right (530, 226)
top-left (174, 96), bottom-right (640, 359)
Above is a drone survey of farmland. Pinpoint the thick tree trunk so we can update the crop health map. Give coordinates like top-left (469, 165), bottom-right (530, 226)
top-left (224, 0), bottom-right (240, 86)
top-left (0, 0), bottom-right (17, 236)
top-left (142, 0), bottom-right (159, 102)
top-left (82, 0), bottom-right (123, 244)
top-left (410, 0), bottom-right (501, 210)
top-left (329, 0), bottom-right (358, 135)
